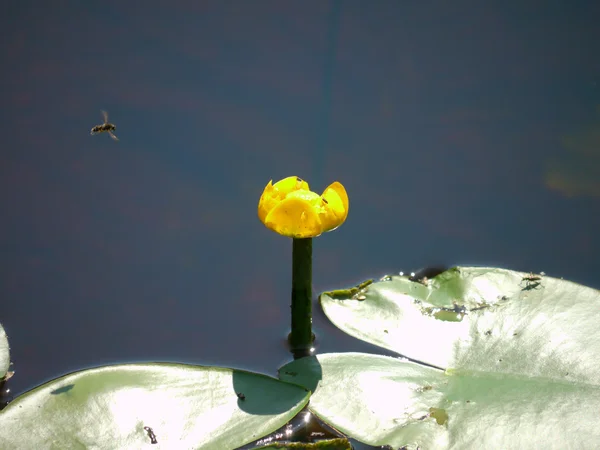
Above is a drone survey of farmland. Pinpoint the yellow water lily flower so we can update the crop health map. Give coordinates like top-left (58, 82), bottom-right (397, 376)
top-left (258, 176), bottom-right (349, 238)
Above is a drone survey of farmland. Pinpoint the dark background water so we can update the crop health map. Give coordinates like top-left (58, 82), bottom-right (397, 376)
top-left (1, 0), bottom-right (599, 429)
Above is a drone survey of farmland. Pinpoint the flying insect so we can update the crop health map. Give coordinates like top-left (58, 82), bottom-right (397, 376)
top-left (90, 110), bottom-right (118, 141)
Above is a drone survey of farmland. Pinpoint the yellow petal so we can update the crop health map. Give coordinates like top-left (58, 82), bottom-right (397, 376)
top-left (322, 181), bottom-right (349, 231)
top-left (258, 177), bottom-right (311, 223)
top-left (287, 189), bottom-right (322, 204)
top-left (264, 197), bottom-right (323, 238)
top-left (257, 180), bottom-right (276, 223)
top-left (273, 176), bottom-right (310, 195)
top-left (323, 182), bottom-right (349, 217)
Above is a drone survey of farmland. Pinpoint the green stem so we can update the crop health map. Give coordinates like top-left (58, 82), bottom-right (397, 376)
top-left (289, 238), bottom-right (314, 355)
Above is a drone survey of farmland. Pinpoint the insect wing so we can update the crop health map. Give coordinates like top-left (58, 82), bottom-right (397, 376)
top-left (101, 110), bottom-right (109, 123)
top-left (108, 131), bottom-right (119, 141)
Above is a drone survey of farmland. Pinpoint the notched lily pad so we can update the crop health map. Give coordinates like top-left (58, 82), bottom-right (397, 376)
top-left (0, 363), bottom-right (310, 449)
top-left (312, 268), bottom-right (600, 447)
top-left (279, 352), bottom-right (600, 449)
top-left (320, 266), bottom-right (600, 378)
top-left (279, 353), bottom-right (448, 449)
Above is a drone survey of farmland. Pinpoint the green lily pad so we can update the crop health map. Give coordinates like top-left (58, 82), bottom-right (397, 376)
top-left (0, 363), bottom-right (310, 449)
top-left (279, 353), bottom-right (600, 449)
top-left (320, 267), bottom-right (600, 382)
top-left (308, 268), bottom-right (600, 447)
top-left (0, 323), bottom-right (8, 380)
